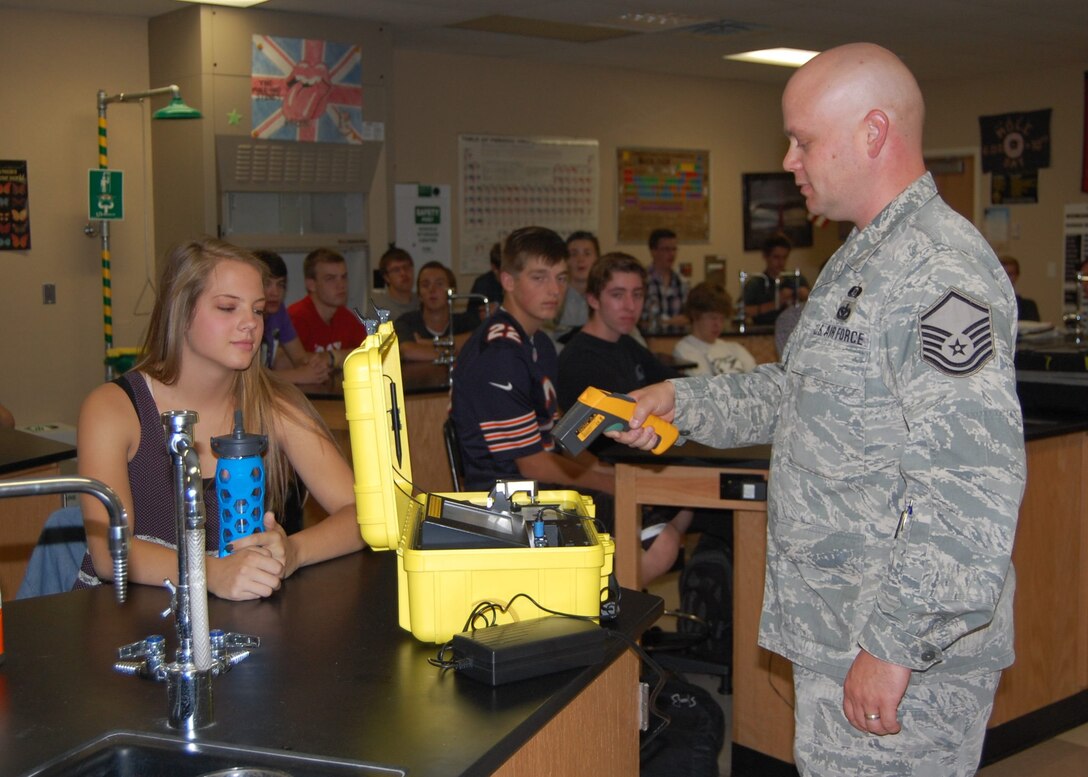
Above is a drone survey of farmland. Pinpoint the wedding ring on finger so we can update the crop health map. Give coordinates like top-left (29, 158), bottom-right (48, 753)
top-left (864, 713), bottom-right (881, 721)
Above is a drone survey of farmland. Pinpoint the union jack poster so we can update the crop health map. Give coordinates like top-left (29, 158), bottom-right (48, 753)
top-left (251, 35), bottom-right (363, 144)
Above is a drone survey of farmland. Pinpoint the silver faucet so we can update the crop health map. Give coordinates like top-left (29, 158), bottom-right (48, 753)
top-left (114, 410), bottom-right (258, 733)
top-left (735, 270), bottom-right (748, 333)
top-left (0, 476), bottom-right (129, 602)
top-left (1063, 272), bottom-right (1087, 340)
top-left (437, 290), bottom-right (489, 384)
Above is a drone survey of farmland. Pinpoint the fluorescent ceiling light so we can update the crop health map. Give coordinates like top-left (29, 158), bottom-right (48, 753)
top-left (610, 11), bottom-right (712, 31)
top-left (447, 15), bottom-right (635, 43)
top-left (175, 0), bottom-right (269, 8)
top-left (725, 48), bottom-right (820, 68)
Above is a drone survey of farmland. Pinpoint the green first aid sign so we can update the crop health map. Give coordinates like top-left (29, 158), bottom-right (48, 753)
top-left (89, 169), bottom-right (124, 220)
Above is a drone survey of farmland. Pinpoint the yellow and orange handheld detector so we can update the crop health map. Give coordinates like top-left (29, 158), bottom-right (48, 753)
top-left (554, 386), bottom-right (679, 456)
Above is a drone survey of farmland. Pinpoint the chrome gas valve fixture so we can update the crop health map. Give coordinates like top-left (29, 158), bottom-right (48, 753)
top-left (114, 410), bottom-right (259, 733)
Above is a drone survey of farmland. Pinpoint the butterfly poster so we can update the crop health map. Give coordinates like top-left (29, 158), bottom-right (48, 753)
top-left (0, 160), bottom-right (30, 251)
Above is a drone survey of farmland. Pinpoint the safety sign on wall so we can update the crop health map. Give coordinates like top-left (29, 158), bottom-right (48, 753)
top-left (89, 169), bottom-right (124, 220)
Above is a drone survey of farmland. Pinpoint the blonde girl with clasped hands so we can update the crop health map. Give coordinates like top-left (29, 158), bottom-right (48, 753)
top-left (76, 237), bottom-right (364, 601)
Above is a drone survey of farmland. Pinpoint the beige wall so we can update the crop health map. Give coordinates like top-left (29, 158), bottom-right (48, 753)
top-left (391, 49), bottom-right (802, 293)
top-left (392, 49), bottom-right (1088, 327)
top-left (925, 66), bottom-right (1088, 324)
top-left (1, 10), bottom-right (153, 428)
top-left (2, 7), bottom-right (1086, 428)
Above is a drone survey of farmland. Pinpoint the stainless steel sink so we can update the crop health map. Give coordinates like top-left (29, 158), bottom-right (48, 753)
top-left (22, 731), bottom-right (405, 777)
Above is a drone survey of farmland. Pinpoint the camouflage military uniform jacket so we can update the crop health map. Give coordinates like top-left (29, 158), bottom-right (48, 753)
top-left (672, 174), bottom-right (1025, 679)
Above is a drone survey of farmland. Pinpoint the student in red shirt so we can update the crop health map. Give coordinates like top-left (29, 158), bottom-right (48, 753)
top-left (287, 247), bottom-right (366, 369)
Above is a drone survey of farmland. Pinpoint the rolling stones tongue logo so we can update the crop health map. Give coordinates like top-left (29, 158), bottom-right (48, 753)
top-left (283, 59), bottom-right (332, 123)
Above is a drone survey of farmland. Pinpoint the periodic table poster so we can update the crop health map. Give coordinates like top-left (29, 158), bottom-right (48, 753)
top-left (459, 135), bottom-right (598, 274)
top-left (617, 147), bottom-right (709, 243)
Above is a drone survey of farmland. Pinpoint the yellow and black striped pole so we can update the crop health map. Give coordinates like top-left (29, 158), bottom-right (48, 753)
top-left (94, 85), bottom-right (199, 380)
top-left (96, 89), bottom-right (114, 368)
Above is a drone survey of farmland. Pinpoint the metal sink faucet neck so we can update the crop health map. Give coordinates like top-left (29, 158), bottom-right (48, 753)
top-left (736, 270), bottom-right (748, 333)
top-left (0, 476), bottom-right (129, 602)
top-left (163, 410), bottom-right (213, 673)
top-left (1064, 272), bottom-right (1088, 341)
top-left (437, 290), bottom-right (489, 385)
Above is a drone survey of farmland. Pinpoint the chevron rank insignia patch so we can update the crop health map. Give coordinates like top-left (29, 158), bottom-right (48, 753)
top-left (918, 288), bottom-right (995, 377)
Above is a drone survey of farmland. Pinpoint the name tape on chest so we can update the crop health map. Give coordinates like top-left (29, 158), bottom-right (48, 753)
top-left (811, 322), bottom-right (868, 347)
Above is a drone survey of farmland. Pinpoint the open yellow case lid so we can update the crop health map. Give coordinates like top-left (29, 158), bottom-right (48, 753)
top-left (342, 320), bottom-right (415, 551)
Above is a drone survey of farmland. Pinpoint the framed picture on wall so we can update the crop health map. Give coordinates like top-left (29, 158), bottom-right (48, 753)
top-left (742, 172), bottom-right (812, 251)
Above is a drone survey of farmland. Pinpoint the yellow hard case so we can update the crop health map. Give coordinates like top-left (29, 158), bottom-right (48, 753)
top-left (342, 321), bottom-right (615, 643)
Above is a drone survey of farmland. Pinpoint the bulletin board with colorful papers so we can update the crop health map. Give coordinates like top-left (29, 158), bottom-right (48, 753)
top-left (617, 147), bottom-right (709, 243)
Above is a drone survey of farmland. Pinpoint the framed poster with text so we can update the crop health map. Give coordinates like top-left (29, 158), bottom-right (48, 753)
top-left (617, 147), bottom-right (709, 243)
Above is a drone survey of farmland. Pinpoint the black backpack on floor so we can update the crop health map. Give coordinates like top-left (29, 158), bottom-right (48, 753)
top-left (640, 672), bottom-right (726, 777)
top-left (641, 529), bottom-right (734, 696)
top-left (677, 532), bottom-right (732, 670)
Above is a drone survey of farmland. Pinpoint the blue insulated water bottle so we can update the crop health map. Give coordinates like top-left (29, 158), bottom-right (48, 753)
top-left (211, 410), bottom-right (268, 557)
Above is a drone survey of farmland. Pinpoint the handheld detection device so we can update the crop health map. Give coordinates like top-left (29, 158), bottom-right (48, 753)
top-left (554, 386), bottom-right (679, 456)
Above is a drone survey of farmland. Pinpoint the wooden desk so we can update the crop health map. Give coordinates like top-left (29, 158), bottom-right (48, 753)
top-left (652, 352), bottom-right (697, 372)
top-left (0, 429), bottom-right (78, 599)
top-left (602, 442), bottom-right (797, 765)
top-left (603, 441), bottom-right (771, 592)
top-left (987, 429), bottom-right (1088, 731)
top-left (604, 429), bottom-right (1088, 772)
top-left (644, 326), bottom-right (779, 365)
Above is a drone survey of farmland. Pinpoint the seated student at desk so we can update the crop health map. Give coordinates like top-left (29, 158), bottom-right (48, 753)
top-left (76, 238), bottom-right (365, 601)
top-left (370, 246), bottom-right (419, 322)
top-left (287, 247), bottom-right (367, 369)
top-left (394, 261), bottom-right (477, 362)
top-left (450, 226), bottom-right (613, 505)
top-left (253, 249), bottom-right (330, 385)
top-left (557, 251), bottom-right (692, 581)
top-left (674, 282), bottom-right (757, 377)
top-left (999, 255), bottom-right (1040, 322)
top-left (641, 228), bottom-right (690, 330)
top-left (743, 233), bottom-right (809, 325)
top-left (547, 230), bottom-right (598, 346)
top-left (558, 253), bottom-right (679, 410)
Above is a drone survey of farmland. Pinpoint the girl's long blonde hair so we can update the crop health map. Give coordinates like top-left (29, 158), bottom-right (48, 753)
top-left (133, 237), bottom-right (334, 517)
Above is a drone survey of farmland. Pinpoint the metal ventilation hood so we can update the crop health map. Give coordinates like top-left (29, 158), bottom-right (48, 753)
top-left (216, 136), bottom-right (382, 193)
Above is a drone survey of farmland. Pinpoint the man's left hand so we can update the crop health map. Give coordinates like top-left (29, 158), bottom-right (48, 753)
top-left (842, 649), bottom-right (911, 735)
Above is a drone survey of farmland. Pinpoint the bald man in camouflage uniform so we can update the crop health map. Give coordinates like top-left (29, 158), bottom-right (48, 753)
top-left (611, 43), bottom-right (1025, 776)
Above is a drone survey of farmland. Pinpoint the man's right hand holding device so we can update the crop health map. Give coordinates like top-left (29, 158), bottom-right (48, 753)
top-left (603, 381), bottom-right (678, 451)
